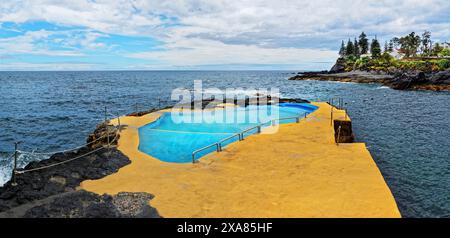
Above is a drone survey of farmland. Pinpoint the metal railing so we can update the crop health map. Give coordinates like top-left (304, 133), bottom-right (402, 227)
top-left (329, 97), bottom-right (348, 126)
top-left (191, 112), bottom-right (308, 163)
top-left (8, 107), bottom-right (122, 186)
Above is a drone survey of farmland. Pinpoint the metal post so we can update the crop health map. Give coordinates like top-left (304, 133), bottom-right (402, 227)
top-left (105, 106), bottom-right (110, 148)
top-left (304, 112), bottom-right (307, 118)
top-left (192, 154), bottom-right (195, 163)
top-left (295, 117), bottom-right (299, 123)
top-left (135, 103), bottom-right (138, 112)
top-left (336, 125), bottom-right (342, 146)
top-left (216, 143), bottom-right (221, 152)
top-left (12, 142), bottom-right (20, 186)
top-left (257, 125), bottom-right (262, 133)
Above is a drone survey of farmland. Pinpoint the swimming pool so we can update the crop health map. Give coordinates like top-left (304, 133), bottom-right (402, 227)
top-left (138, 103), bottom-right (318, 163)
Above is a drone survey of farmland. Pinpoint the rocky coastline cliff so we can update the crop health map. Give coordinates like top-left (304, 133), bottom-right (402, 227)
top-left (289, 58), bottom-right (450, 91)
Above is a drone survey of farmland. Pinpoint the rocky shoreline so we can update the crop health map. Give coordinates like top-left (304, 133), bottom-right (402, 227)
top-left (0, 123), bottom-right (160, 218)
top-left (289, 63), bottom-right (450, 91)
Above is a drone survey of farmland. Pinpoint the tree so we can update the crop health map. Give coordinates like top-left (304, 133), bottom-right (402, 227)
top-left (358, 32), bottom-right (369, 54)
top-left (339, 40), bottom-right (346, 57)
top-left (392, 37), bottom-right (400, 48)
top-left (384, 41), bottom-right (389, 53)
top-left (354, 38), bottom-right (360, 57)
top-left (421, 30), bottom-right (432, 56)
top-left (431, 43), bottom-right (444, 56)
top-left (398, 32), bottom-right (421, 57)
top-left (370, 38), bottom-right (381, 58)
top-left (388, 40), bottom-right (394, 52)
top-left (345, 39), bottom-right (354, 56)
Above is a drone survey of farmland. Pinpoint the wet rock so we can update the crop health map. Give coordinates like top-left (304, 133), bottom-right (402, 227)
top-left (289, 69), bottom-right (450, 91)
top-left (329, 57), bottom-right (346, 73)
top-left (0, 190), bottom-right (161, 218)
top-left (112, 192), bottom-right (159, 218)
top-left (428, 69), bottom-right (450, 85)
top-left (86, 122), bottom-right (121, 149)
top-left (49, 176), bottom-right (66, 186)
top-left (0, 147), bottom-right (130, 212)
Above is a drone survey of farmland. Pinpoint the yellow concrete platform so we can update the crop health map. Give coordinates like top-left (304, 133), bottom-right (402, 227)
top-left (80, 102), bottom-right (401, 218)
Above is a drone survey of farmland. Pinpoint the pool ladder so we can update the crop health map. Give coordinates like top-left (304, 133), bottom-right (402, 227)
top-left (191, 113), bottom-right (307, 163)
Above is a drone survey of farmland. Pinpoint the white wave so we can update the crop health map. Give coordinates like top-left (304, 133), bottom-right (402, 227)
top-left (194, 89), bottom-right (280, 97)
top-left (376, 86), bottom-right (390, 89)
top-left (0, 153), bottom-right (50, 187)
top-left (0, 164), bottom-right (11, 187)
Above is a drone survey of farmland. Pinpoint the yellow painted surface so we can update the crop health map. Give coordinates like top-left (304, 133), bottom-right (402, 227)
top-left (81, 102), bottom-right (401, 218)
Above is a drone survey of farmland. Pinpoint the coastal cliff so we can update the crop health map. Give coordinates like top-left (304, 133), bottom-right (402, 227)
top-left (290, 30), bottom-right (450, 91)
top-left (289, 58), bottom-right (450, 91)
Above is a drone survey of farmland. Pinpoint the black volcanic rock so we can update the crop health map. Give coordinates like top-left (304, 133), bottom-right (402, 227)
top-left (289, 67), bottom-right (450, 91)
top-left (0, 147), bottom-right (131, 212)
top-left (329, 57), bottom-right (346, 73)
top-left (21, 191), bottom-right (160, 218)
top-left (389, 72), bottom-right (425, 90)
top-left (428, 69), bottom-right (450, 84)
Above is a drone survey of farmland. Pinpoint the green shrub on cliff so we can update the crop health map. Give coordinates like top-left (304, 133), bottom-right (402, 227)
top-left (436, 59), bottom-right (450, 70)
top-left (340, 50), bottom-right (449, 72)
top-left (344, 55), bottom-right (358, 71)
top-left (355, 57), bottom-right (370, 70)
top-left (439, 48), bottom-right (450, 57)
top-left (395, 60), bottom-right (429, 71)
top-left (392, 59), bottom-right (450, 72)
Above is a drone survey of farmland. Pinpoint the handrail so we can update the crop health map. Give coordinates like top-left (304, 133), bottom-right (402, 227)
top-left (329, 97), bottom-right (348, 126)
top-left (218, 133), bottom-right (242, 145)
top-left (241, 125), bottom-right (261, 135)
top-left (191, 113), bottom-right (306, 163)
top-left (191, 142), bottom-right (221, 163)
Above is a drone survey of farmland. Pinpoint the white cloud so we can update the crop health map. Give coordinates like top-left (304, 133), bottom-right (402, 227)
top-left (1, 0), bottom-right (450, 69)
top-left (0, 62), bottom-right (96, 70)
top-left (128, 37), bottom-right (337, 66)
top-left (3, 0), bottom-right (450, 41)
top-left (0, 30), bottom-right (85, 56)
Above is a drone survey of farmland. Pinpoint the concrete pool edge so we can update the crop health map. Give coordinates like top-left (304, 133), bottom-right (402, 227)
top-left (80, 102), bottom-right (401, 218)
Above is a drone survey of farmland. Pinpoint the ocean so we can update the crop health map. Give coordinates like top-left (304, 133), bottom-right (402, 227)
top-left (0, 70), bottom-right (449, 217)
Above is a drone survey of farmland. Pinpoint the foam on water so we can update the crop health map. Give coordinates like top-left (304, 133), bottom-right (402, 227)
top-left (0, 154), bottom-right (12, 186)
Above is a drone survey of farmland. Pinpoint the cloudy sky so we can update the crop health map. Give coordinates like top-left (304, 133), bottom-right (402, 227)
top-left (1, 0), bottom-right (450, 70)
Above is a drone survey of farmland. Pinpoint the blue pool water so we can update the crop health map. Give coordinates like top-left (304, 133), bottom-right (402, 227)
top-left (138, 103), bottom-right (318, 162)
